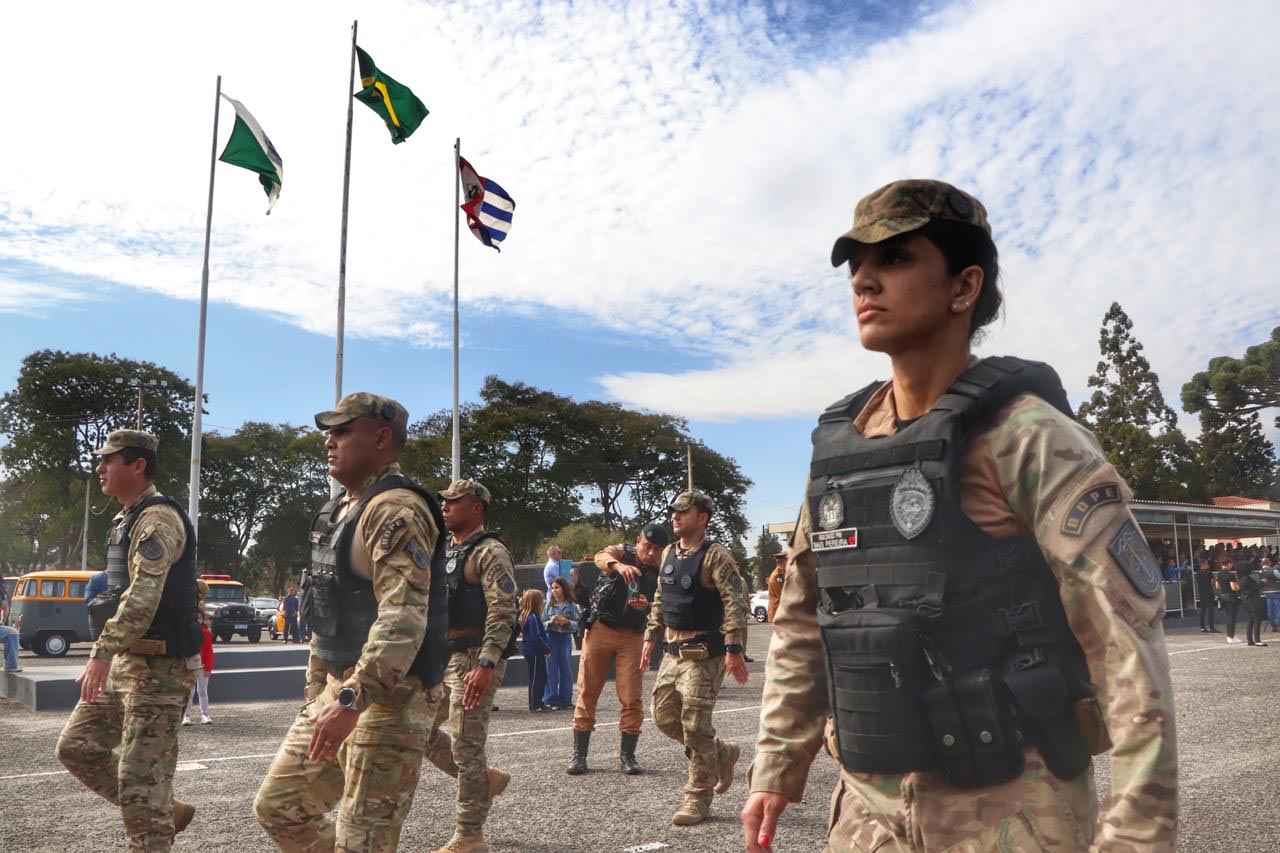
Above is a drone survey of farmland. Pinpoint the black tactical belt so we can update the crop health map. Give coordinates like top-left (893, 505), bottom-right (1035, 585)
top-left (663, 634), bottom-right (725, 658)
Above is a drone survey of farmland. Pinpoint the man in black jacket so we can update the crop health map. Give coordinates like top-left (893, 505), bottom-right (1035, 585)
top-left (566, 523), bottom-right (671, 776)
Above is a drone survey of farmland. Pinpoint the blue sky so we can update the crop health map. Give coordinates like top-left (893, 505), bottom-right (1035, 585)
top-left (3, 0), bottom-right (1280, 540)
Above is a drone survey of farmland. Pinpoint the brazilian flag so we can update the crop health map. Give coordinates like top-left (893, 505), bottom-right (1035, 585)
top-left (354, 46), bottom-right (428, 144)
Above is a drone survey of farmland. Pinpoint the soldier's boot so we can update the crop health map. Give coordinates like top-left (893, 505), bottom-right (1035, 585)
top-left (432, 831), bottom-right (488, 853)
top-left (671, 795), bottom-right (712, 826)
top-left (619, 732), bottom-right (642, 775)
top-left (487, 768), bottom-right (511, 797)
top-left (567, 729), bottom-right (590, 775)
top-left (714, 740), bottom-right (740, 794)
top-left (173, 800), bottom-right (196, 834)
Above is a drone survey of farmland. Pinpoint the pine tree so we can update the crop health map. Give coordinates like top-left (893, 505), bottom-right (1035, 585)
top-left (1194, 406), bottom-right (1279, 499)
top-left (1077, 303), bottom-right (1200, 500)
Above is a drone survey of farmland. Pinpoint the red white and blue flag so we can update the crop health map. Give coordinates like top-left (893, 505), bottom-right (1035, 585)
top-left (458, 157), bottom-right (515, 251)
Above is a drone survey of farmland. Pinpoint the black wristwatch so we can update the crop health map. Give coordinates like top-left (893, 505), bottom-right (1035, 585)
top-left (725, 643), bottom-right (743, 654)
top-left (337, 686), bottom-right (359, 710)
top-left (476, 658), bottom-right (495, 669)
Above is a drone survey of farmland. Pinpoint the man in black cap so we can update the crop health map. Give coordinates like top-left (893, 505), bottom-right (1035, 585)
top-left (566, 523), bottom-right (672, 776)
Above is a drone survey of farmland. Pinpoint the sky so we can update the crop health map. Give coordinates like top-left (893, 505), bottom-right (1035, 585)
top-left (2, 0), bottom-right (1279, 541)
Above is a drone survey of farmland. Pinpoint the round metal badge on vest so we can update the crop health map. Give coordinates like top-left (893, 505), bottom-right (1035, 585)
top-left (817, 491), bottom-right (844, 531)
top-left (890, 464), bottom-right (934, 540)
top-left (680, 574), bottom-right (693, 590)
top-left (445, 553), bottom-right (461, 575)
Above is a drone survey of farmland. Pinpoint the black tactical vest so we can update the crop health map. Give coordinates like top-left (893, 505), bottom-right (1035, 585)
top-left (811, 356), bottom-right (1095, 786)
top-left (658, 541), bottom-right (723, 632)
top-left (444, 530), bottom-right (501, 634)
top-left (100, 494), bottom-right (200, 657)
top-left (592, 544), bottom-right (659, 634)
top-left (304, 475), bottom-right (450, 688)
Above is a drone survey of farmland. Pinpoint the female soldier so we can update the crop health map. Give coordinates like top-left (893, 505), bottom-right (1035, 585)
top-left (741, 180), bottom-right (1176, 852)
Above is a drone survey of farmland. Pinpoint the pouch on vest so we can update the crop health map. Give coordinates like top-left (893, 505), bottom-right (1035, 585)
top-left (1004, 665), bottom-right (1091, 780)
top-left (819, 606), bottom-right (933, 774)
top-left (301, 571), bottom-right (339, 638)
top-left (921, 667), bottom-right (1024, 788)
top-left (86, 588), bottom-right (124, 640)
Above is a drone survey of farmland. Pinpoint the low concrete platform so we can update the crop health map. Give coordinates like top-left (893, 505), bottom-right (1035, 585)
top-left (0, 640), bottom-right (619, 710)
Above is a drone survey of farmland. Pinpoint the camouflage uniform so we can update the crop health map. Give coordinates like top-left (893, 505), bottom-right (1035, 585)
top-left (646, 516), bottom-right (749, 821)
top-left (750, 179), bottom-right (1177, 853)
top-left (423, 510), bottom-right (518, 846)
top-left (56, 431), bottom-right (199, 853)
top-left (255, 396), bottom-right (448, 853)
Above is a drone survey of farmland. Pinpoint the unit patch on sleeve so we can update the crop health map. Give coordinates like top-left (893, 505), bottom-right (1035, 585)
top-left (404, 537), bottom-right (431, 570)
top-left (1106, 520), bottom-right (1161, 598)
top-left (498, 574), bottom-right (517, 595)
top-left (137, 534), bottom-right (164, 561)
top-left (1061, 483), bottom-right (1120, 536)
top-left (379, 515), bottom-right (408, 551)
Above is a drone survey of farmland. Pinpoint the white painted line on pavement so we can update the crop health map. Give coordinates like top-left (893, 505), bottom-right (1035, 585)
top-left (175, 762), bottom-right (207, 772)
top-left (0, 769), bottom-right (66, 780)
top-left (1169, 644), bottom-right (1239, 655)
top-left (621, 843), bottom-right (671, 852)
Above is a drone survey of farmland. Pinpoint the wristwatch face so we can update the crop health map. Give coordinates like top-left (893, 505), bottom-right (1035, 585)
top-left (338, 687), bottom-right (357, 709)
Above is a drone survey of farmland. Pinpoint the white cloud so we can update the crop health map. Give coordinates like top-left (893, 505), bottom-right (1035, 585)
top-left (2, 0), bottom-right (1279, 425)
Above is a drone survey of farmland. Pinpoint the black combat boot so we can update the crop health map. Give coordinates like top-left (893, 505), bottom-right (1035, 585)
top-left (567, 729), bottom-right (590, 775)
top-left (619, 732), bottom-right (642, 775)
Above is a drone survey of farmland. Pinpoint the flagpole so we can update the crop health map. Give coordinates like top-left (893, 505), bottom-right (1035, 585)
top-left (451, 138), bottom-right (462, 481)
top-left (189, 73), bottom-right (221, 554)
top-left (333, 19), bottom-right (357, 496)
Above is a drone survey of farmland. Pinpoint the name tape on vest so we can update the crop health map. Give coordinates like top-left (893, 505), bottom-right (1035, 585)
top-left (811, 527), bottom-right (859, 552)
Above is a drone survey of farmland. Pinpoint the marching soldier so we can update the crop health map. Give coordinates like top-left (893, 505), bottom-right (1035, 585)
top-left (56, 429), bottom-right (202, 850)
top-left (253, 393), bottom-right (451, 851)
top-left (424, 479), bottom-right (518, 853)
top-left (742, 180), bottom-right (1177, 851)
top-left (567, 522), bottom-right (672, 776)
top-left (640, 490), bottom-right (750, 826)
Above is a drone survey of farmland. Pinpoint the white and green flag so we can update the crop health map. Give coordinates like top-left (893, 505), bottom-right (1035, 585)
top-left (218, 95), bottom-right (283, 213)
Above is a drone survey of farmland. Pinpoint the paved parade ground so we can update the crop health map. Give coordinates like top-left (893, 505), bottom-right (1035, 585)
top-left (2, 623), bottom-right (1278, 852)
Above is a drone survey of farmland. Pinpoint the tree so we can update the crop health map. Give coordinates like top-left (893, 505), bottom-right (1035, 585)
top-left (537, 522), bottom-right (624, 564)
top-left (201, 426), bottom-right (328, 582)
top-left (0, 350), bottom-right (195, 568)
top-left (1191, 407), bottom-right (1278, 499)
top-left (1076, 304), bottom-right (1201, 501)
top-left (750, 527), bottom-right (784, 588)
top-left (1182, 326), bottom-right (1280, 429)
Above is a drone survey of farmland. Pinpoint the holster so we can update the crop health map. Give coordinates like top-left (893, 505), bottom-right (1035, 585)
top-left (819, 607), bottom-right (933, 775)
top-left (1003, 665), bottom-right (1093, 780)
top-left (87, 588), bottom-right (124, 640)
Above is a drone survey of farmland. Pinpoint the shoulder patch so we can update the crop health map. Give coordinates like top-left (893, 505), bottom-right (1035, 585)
top-left (1061, 483), bottom-right (1121, 536)
top-left (137, 534), bottom-right (164, 562)
top-left (498, 573), bottom-right (517, 595)
top-left (1107, 520), bottom-right (1161, 598)
top-left (379, 515), bottom-right (408, 551)
top-left (730, 572), bottom-right (743, 590)
top-left (404, 537), bottom-right (431, 570)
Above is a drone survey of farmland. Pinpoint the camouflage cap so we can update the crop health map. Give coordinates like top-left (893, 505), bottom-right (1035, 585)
top-left (439, 478), bottom-right (492, 506)
top-left (669, 490), bottom-right (714, 516)
top-left (831, 179), bottom-right (990, 267)
top-left (641, 522), bottom-right (672, 549)
top-left (93, 429), bottom-right (159, 455)
top-left (314, 392), bottom-right (408, 434)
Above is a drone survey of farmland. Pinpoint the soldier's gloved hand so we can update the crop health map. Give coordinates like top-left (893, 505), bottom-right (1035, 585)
top-left (741, 791), bottom-right (788, 852)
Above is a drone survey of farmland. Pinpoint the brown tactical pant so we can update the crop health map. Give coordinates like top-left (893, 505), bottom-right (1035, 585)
top-left (253, 675), bottom-right (444, 852)
top-left (573, 621), bottom-right (645, 734)
top-left (55, 653), bottom-right (195, 853)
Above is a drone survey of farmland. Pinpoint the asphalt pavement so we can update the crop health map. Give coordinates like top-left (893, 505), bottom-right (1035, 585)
top-left (2, 623), bottom-right (1278, 851)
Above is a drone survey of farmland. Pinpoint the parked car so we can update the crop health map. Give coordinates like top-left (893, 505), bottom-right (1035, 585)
top-left (250, 596), bottom-right (279, 624)
top-left (8, 570), bottom-right (96, 656)
top-left (750, 590), bottom-right (770, 623)
top-left (201, 574), bottom-right (262, 643)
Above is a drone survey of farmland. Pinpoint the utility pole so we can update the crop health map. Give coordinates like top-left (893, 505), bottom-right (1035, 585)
top-left (80, 477), bottom-right (91, 572)
top-left (115, 377), bottom-right (170, 430)
top-left (685, 438), bottom-right (704, 491)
